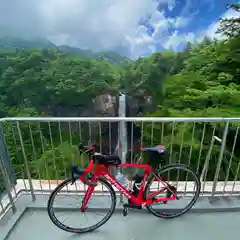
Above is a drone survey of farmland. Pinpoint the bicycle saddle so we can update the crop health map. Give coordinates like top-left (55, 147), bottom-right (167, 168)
top-left (141, 145), bottom-right (166, 154)
top-left (78, 142), bottom-right (121, 165)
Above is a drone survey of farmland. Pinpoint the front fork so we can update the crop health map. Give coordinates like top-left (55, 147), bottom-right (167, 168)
top-left (80, 185), bottom-right (95, 212)
top-left (71, 174), bottom-right (96, 212)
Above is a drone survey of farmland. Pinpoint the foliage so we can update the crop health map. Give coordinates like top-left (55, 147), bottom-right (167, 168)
top-left (216, 3), bottom-right (240, 38)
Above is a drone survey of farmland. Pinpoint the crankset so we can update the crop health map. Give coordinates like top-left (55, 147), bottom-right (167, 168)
top-left (122, 203), bottom-right (142, 217)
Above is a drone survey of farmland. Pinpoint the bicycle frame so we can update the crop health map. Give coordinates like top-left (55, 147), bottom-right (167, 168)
top-left (81, 162), bottom-right (177, 210)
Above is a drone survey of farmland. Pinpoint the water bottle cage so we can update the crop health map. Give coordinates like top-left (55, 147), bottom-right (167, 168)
top-left (131, 174), bottom-right (144, 196)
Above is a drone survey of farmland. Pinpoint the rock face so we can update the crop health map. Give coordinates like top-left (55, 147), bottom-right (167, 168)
top-left (80, 92), bottom-right (119, 154)
top-left (49, 91), bottom-right (156, 157)
top-left (81, 93), bottom-right (118, 118)
top-left (82, 92), bottom-right (155, 156)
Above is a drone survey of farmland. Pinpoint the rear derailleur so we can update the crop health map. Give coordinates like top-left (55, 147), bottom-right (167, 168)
top-left (163, 186), bottom-right (178, 204)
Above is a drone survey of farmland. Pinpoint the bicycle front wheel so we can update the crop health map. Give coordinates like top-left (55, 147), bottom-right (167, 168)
top-left (47, 177), bottom-right (116, 233)
top-left (144, 164), bottom-right (200, 219)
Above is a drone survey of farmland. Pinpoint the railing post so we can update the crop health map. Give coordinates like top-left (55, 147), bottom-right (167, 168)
top-left (0, 123), bottom-right (16, 187)
top-left (16, 122), bottom-right (36, 201)
top-left (211, 122), bottom-right (229, 196)
top-left (0, 156), bottom-right (16, 213)
top-left (0, 121), bottom-right (16, 214)
top-left (200, 134), bottom-right (215, 182)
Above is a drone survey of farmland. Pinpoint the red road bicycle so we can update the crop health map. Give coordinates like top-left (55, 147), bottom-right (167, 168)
top-left (48, 144), bottom-right (200, 234)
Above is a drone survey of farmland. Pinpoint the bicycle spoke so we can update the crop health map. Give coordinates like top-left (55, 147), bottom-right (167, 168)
top-left (48, 178), bottom-right (116, 233)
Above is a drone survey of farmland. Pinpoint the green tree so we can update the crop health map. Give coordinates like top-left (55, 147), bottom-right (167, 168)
top-left (216, 3), bottom-right (240, 38)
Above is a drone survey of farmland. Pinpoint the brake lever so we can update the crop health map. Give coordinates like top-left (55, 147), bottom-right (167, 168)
top-left (72, 174), bottom-right (97, 187)
top-left (71, 165), bottom-right (97, 187)
top-left (82, 174), bottom-right (97, 187)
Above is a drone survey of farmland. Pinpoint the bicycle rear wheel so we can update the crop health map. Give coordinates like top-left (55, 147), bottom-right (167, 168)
top-left (47, 177), bottom-right (116, 233)
top-left (144, 164), bottom-right (200, 219)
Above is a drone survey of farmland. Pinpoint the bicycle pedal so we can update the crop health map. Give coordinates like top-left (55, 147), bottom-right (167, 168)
top-left (122, 208), bottom-right (128, 217)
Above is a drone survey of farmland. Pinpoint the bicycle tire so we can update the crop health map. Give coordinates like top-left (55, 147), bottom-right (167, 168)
top-left (47, 177), bottom-right (116, 233)
top-left (144, 164), bottom-right (200, 219)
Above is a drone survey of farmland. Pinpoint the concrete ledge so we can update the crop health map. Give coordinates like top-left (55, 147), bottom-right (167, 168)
top-left (14, 179), bottom-right (240, 194)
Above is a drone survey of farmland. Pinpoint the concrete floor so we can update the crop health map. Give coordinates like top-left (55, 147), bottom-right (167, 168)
top-left (5, 209), bottom-right (240, 240)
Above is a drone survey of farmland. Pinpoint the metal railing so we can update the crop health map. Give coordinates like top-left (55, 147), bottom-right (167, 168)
top-left (1, 117), bottom-right (240, 218)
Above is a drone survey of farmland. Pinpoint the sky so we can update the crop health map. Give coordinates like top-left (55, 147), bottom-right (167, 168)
top-left (0, 0), bottom-right (239, 58)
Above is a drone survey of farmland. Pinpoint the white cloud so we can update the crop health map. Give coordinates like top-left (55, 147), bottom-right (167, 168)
top-left (2, 0), bottom-right (236, 57)
top-left (162, 31), bottom-right (196, 50)
top-left (38, 0), bottom-right (158, 50)
top-left (137, 10), bottom-right (192, 53)
top-left (0, 0), bottom-right (189, 57)
top-left (173, 16), bottom-right (191, 28)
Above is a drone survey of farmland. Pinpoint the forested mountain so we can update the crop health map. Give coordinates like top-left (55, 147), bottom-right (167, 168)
top-left (0, 36), bottom-right (129, 64)
top-left (0, 3), bottom-right (239, 188)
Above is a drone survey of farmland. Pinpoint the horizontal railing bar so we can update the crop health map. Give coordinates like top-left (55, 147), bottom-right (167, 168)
top-left (1, 117), bottom-right (240, 123)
